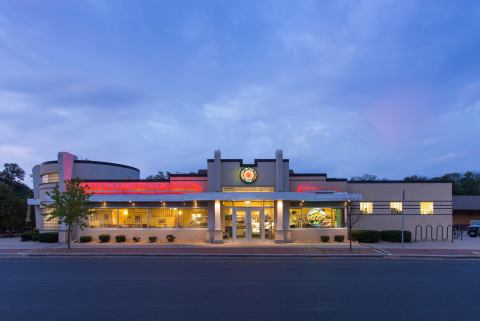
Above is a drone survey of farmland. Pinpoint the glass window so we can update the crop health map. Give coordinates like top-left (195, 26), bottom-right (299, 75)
top-left (360, 202), bottom-right (373, 214)
top-left (420, 202), bottom-right (434, 215)
top-left (41, 173), bottom-right (59, 184)
top-left (119, 208), bottom-right (148, 227)
top-left (41, 208), bottom-right (58, 230)
top-left (179, 208), bottom-right (208, 228)
top-left (88, 208), bottom-right (118, 228)
top-left (222, 201), bottom-right (274, 207)
top-left (390, 202), bottom-right (403, 214)
top-left (149, 208), bottom-right (178, 228)
top-left (289, 208), bottom-right (343, 228)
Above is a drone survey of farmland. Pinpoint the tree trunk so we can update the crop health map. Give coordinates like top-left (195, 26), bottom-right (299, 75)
top-left (67, 224), bottom-right (71, 250)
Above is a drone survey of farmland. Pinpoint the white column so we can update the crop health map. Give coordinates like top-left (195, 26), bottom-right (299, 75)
top-left (275, 200), bottom-right (285, 243)
top-left (212, 200), bottom-right (223, 243)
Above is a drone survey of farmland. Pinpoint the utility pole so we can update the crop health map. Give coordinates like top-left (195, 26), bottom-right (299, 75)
top-left (401, 189), bottom-right (405, 248)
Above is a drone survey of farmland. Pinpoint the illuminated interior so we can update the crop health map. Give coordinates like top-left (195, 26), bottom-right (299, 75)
top-left (390, 202), bottom-right (403, 213)
top-left (420, 202), bottom-right (434, 215)
top-left (88, 207), bottom-right (208, 228)
top-left (289, 207), bottom-right (344, 228)
top-left (360, 202), bottom-right (373, 214)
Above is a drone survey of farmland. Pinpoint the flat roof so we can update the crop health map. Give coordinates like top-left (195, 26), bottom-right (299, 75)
top-left (453, 195), bottom-right (480, 210)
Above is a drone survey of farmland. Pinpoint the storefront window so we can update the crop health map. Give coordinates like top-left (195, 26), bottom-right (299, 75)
top-left (149, 208), bottom-right (178, 228)
top-left (88, 207), bottom-right (208, 228)
top-left (289, 208), bottom-right (343, 228)
top-left (178, 208), bottom-right (208, 227)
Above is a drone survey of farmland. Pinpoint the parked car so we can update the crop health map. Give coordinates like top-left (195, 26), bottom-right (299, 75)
top-left (467, 223), bottom-right (480, 237)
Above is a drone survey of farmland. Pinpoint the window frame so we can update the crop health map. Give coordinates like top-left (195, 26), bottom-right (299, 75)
top-left (419, 202), bottom-right (434, 215)
top-left (390, 202), bottom-right (403, 214)
top-left (359, 202), bottom-right (373, 214)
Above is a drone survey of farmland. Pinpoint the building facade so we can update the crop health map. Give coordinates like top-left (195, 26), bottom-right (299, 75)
top-left (28, 151), bottom-right (453, 243)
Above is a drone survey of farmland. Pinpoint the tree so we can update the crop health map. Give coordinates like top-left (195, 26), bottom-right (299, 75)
top-left (350, 174), bottom-right (379, 181)
top-left (44, 179), bottom-right (92, 249)
top-left (0, 164), bottom-right (33, 233)
top-left (146, 171), bottom-right (170, 180)
top-left (0, 183), bottom-right (24, 233)
top-left (0, 163), bottom-right (25, 184)
top-left (404, 175), bottom-right (428, 181)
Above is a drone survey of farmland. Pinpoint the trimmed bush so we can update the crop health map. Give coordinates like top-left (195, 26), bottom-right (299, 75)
top-left (148, 236), bottom-right (157, 243)
top-left (166, 234), bottom-right (175, 242)
top-left (21, 230), bottom-right (37, 241)
top-left (31, 233), bottom-right (40, 241)
top-left (380, 230), bottom-right (411, 243)
top-left (351, 230), bottom-right (380, 243)
top-left (99, 234), bottom-right (111, 243)
top-left (132, 237), bottom-right (141, 243)
top-left (79, 236), bottom-right (92, 243)
top-left (38, 232), bottom-right (59, 243)
top-left (334, 235), bottom-right (345, 242)
top-left (320, 235), bottom-right (330, 242)
top-left (115, 235), bottom-right (126, 243)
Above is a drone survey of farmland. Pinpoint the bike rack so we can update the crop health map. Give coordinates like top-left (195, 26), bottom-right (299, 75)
top-left (415, 224), bottom-right (459, 242)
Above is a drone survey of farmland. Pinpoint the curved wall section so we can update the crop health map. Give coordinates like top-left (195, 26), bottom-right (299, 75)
top-left (73, 161), bottom-right (139, 180)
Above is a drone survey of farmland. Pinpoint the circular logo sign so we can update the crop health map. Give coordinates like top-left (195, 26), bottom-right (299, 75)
top-left (307, 208), bottom-right (327, 227)
top-left (240, 167), bottom-right (257, 184)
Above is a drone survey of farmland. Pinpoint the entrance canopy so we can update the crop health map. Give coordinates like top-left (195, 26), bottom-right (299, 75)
top-left (87, 192), bottom-right (362, 203)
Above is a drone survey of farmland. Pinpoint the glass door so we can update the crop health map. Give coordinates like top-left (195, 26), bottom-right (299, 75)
top-left (234, 210), bottom-right (247, 240)
top-left (250, 209), bottom-right (262, 240)
top-left (264, 208), bottom-right (275, 240)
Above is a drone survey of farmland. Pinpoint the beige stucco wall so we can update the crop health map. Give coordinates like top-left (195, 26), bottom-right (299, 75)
top-left (78, 228), bottom-right (209, 242)
top-left (352, 214), bottom-right (453, 240)
top-left (288, 228), bottom-right (348, 242)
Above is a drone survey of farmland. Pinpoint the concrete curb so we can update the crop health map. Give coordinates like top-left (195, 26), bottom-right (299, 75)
top-left (5, 252), bottom-right (479, 259)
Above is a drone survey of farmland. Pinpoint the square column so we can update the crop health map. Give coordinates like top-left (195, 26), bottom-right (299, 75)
top-left (275, 200), bottom-right (286, 243)
top-left (212, 200), bottom-right (223, 243)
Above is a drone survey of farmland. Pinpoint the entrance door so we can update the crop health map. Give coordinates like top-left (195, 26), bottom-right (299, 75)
top-left (234, 210), bottom-right (247, 239)
top-left (232, 208), bottom-right (268, 241)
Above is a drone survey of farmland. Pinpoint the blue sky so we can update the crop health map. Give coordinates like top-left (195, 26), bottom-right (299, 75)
top-left (0, 0), bottom-right (479, 184)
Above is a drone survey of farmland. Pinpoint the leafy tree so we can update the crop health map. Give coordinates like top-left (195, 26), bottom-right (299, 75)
top-left (44, 179), bottom-right (92, 249)
top-left (0, 164), bottom-right (33, 232)
top-left (0, 183), bottom-right (25, 233)
top-left (146, 171), bottom-right (170, 180)
top-left (404, 175), bottom-right (428, 181)
top-left (350, 174), bottom-right (379, 181)
top-left (0, 163), bottom-right (25, 184)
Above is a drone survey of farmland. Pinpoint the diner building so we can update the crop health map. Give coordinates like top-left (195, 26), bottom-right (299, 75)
top-left (28, 151), bottom-right (453, 243)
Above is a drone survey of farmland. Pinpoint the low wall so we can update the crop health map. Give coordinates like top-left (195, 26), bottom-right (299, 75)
top-left (78, 228), bottom-right (209, 242)
top-left (287, 228), bottom-right (348, 242)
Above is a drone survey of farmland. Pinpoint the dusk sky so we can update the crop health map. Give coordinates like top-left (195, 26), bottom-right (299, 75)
top-left (1, 0), bottom-right (479, 185)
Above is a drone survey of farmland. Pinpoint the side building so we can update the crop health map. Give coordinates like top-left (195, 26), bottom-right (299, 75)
top-left (28, 150), bottom-right (453, 243)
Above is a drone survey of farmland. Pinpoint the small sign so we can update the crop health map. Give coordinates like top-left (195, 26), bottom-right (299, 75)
top-left (240, 167), bottom-right (258, 184)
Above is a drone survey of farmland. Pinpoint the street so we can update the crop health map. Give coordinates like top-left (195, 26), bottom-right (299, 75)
top-left (0, 257), bottom-right (479, 321)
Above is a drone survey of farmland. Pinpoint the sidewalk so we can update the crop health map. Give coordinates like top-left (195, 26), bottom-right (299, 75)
top-left (1, 237), bottom-right (479, 258)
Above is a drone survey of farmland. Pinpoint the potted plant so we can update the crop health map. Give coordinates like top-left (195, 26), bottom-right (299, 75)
top-left (132, 237), bottom-right (141, 243)
top-left (321, 235), bottom-right (330, 243)
top-left (166, 234), bottom-right (176, 242)
top-left (148, 236), bottom-right (158, 243)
